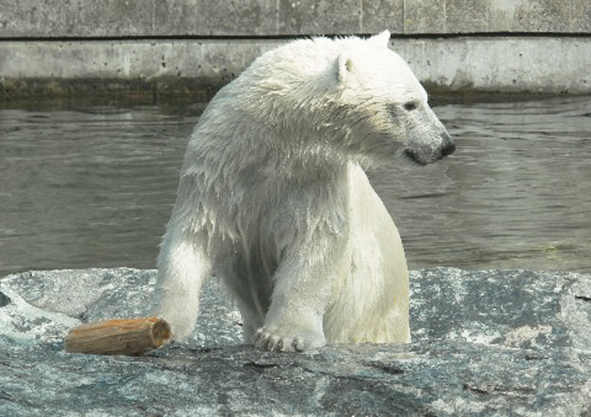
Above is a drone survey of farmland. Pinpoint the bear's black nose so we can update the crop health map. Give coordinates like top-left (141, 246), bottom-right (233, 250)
top-left (442, 141), bottom-right (456, 157)
top-left (440, 132), bottom-right (455, 157)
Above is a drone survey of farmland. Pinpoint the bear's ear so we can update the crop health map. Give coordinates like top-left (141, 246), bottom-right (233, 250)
top-left (369, 30), bottom-right (391, 47)
top-left (337, 53), bottom-right (353, 84)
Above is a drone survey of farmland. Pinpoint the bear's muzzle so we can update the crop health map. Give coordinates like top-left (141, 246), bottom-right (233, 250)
top-left (440, 132), bottom-right (456, 157)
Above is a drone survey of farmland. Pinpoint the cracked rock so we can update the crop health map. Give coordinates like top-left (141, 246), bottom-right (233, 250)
top-left (1, 267), bottom-right (590, 416)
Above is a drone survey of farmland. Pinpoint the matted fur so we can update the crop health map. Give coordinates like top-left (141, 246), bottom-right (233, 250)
top-left (152, 31), bottom-right (454, 351)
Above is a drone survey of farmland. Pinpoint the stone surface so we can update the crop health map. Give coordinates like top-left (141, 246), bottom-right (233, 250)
top-left (2, 37), bottom-right (591, 98)
top-left (2, 0), bottom-right (591, 97)
top-left (397, 37), bottom-right (591, 94)
top-left (1, 267), bottom-right (590, 416)
top-left (2, 0), bottom-right (591, 37)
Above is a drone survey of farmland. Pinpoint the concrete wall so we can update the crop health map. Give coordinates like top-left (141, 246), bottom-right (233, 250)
top-left (1, 1), bottom-right (591, 98)
top-left (3, 0), bottom-right (591, 36)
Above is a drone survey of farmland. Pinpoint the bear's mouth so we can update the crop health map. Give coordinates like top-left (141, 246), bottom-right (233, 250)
top-left (404, 140), bottom-right (456, 165)
top-left (403, 149), bottom-right (428, 166)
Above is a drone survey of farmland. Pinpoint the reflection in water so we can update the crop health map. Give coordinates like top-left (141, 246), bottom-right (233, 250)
top-left (1, 97), bottom-right (590, 277)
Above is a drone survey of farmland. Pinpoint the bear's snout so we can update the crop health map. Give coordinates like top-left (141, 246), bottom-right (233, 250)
top-left (440, 132), bottom-right (456, 157)
top-left (404, 130), bottom-right (455, 165)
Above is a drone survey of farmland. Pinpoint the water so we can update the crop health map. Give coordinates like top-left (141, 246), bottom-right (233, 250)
top-left (373, 96), bottom-right (591, 272)
top-left (1, 96), bottom-right (590, 277)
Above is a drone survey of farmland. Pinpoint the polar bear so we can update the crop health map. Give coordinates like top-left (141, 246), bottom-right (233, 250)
top-left (152, 31), bottom-right (454, 352)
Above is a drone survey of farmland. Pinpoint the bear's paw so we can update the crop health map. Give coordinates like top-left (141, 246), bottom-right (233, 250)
top-left (255, 323), bottom-right (326, 352)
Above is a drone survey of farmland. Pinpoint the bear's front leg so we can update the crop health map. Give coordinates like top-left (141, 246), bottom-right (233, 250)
top-left (152, 227), bottom-right (212, 341)
top-left (255, 233), bottom-right (348, 352)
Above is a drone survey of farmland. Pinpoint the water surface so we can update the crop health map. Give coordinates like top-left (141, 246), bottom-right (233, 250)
top-left (1, 96), bottom-right (590, 277)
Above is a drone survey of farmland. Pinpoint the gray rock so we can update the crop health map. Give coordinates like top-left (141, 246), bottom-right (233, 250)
top-left (1, 267), bottom-right (590, 416)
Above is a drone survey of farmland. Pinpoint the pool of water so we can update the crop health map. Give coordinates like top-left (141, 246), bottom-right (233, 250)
top-left (1, 96), bottom-right (590, 277)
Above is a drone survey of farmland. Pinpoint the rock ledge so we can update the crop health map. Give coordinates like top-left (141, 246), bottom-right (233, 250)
top-left (1, 267), bottom-right (590, 416)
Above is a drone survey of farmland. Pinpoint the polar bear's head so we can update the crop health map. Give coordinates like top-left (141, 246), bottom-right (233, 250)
top-left (331, 31), bottom-right (455, 165)
top-left (239, 31), bottom-right (454, 166)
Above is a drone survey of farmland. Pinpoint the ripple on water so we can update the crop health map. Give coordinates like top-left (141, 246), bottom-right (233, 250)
top-left (1, 96), bottom-right (590, 276)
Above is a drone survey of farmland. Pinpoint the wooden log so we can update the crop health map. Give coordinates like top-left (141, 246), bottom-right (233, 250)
top-left (64, 317), bottom-right (171, 355)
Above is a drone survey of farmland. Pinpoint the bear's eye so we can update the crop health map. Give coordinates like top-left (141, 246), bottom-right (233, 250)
top-left (404, 101), bottom-right (418, 111)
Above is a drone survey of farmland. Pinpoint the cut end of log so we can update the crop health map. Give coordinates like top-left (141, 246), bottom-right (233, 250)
top-left (64, 317), bottom-right (172, 355)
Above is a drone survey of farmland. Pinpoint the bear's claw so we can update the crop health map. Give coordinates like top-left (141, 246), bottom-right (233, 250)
top-left (255, 326), bottom-right (319, 352)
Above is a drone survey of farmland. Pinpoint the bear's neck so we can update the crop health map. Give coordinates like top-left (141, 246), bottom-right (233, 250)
top-left (189, 114), bottom-right (350, 180)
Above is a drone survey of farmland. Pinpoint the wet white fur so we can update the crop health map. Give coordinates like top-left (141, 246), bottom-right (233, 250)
top-left (152, 31), bottom-right (451, 351)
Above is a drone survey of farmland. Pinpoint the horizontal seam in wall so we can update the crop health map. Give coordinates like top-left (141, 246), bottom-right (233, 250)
top-left (1, 31), bottom-right (591, 43)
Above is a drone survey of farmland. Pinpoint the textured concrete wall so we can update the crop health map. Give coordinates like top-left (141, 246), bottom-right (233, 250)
top-left (2, 37), bottom-right (589, 96)
top-left (2, 0), bottom-right (591, 36)
top-left (1, 0), bottom-right (591, 97)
